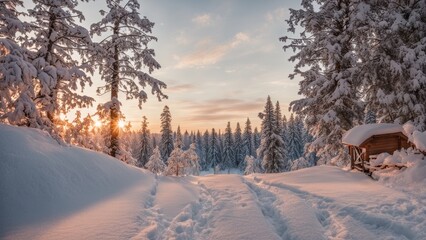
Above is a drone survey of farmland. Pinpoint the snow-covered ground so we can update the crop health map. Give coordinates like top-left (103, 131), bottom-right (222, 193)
top-left (1, 124), bottom-right (425, 240)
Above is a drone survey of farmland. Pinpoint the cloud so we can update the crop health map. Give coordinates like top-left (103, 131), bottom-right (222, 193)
top-left (176, 31), bottom-right (189, 45)
top-left (185, 98), bottom-right (264, 122)
top-left (175, 32), bottom-right (250, 69)
top-left (167, 84), bottom-right (195, 93)
top-left (192, 14), bottom-right (212, 26)
top-left (266, 8), bottom-right (287, 23)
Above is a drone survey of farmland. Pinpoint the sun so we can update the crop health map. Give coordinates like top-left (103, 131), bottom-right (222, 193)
top-left (118, 120), bottom-right (126, 129)
top-left (94, 120), bottom-right (102, 128)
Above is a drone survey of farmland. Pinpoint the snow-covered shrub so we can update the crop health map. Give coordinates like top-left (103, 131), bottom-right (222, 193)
top-left (183, 143), bottom-right (200, 176)
top-left (166, 147), bottom-right (186, 176)
top-left (290, 157), bottom-right (313, 171)
top-left (145, 147), bottom-right (166, 175)
top-left (244, 155), bottom-right (262, 175)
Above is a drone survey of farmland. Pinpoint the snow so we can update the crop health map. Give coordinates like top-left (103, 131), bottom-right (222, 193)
top-left (412, 131), bottom-right (426, 152)
top-left (342, 123), bottom-right (405, 146)
top-left (1, 124), bottom-right (426, 239)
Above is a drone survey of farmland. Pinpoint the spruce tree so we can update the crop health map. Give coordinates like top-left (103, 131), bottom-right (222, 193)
top-left (160, 105), bottom-right (173, 162)
top-left (208, 128), bottom-right (221, 171)
top-left (364, 110), bottom-right (377, 124)
top-left (145, 146), bottom-right (166, 175)
top-left (28, 0), bottom-right (95, 130)
top-left (91, 0), bottom-right (167, 157)
top-left (242, 118), bottom-right (254, 158)
top-left (257, 96), bottom-right (286, 173)
top-left (202, 130), bottom-right (210, 170)
top-left (281, 0), bottom-right (363, 163)
top-left (137, 116), bottom-right (152, 168)
top-left (175, 125), bottom-right (183, 149)
top-left (253, 127), bottom-right (261, 158)
top-left (222, 122), bottom-right (234, 172)
top-left (234, 122), bottom-right (244, 169)
top-left (0, 0), bottom-right (40, 128)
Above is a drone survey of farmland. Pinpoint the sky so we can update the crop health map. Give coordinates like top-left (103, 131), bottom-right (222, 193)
top-left (71, 0), bottom-right (302, 133)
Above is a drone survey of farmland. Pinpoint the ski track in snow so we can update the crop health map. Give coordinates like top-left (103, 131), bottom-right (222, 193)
top-left (247, 176), bottom-right (423, 240)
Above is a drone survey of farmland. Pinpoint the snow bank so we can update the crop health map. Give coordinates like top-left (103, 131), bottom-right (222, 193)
top-left (342, 123), bottom-right (404, 146)
top-left (0, 124), bottom-right (153, 238)
top-left (371, 149), bottom-right (426, 196)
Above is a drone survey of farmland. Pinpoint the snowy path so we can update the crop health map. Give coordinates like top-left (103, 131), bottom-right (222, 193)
top-left (3, 124), bottom-right (425, 239)
top-left (247, 166), bottom-right (426, 240)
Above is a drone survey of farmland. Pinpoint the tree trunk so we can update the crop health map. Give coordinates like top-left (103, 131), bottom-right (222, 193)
top-left (110, 19), bottom-right (120, 158)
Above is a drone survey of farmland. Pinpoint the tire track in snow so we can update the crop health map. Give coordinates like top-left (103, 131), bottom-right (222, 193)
top-left (252, 177), bottom-right (417, 240)
top-left (242, 179), bottom-right (290, 239)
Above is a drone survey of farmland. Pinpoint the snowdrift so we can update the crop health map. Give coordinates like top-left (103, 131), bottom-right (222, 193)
top-left (1, 124), bottom-right (425, 239)
top-left (0, 124), bottom-right (153, 237)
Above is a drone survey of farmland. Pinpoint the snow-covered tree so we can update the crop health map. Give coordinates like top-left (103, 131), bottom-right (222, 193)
top-left (195, 130), bottom-right (204, 170)
top-left (244, 155), bottom-right (262, 175)
top-left (290, 157), bottom-right (313, 171)
top-left (145, 146), bottom-right (166, 175)
top-left (222, 122), bottom-right (234, 172)
top-left (359, 1), bottom-right (426, 130)
top-left (175, 125), bottom-right (183, 149)
top-left (208, 128), bottom-right (221, 171)
top-left (160, 105), bottom-right (173, 162)
top-left (242, 118), bottom-right (254, 158)
top-left (275, 101), bottom-right (283, 134)
top-left (183, 130), bottom-right (190, 150)
top-left (27, 0), bottom-right (95, 131)
top-left (286, 114), bottom-right (304, 162)
top-left (364, 110), bottom-right (377, 124)
top-left (253, 127), bottom-right (261, 157)
top-left (136, 116), bottom-right (152, 168)
top-left (234, 122), bottom-right (244, 169)
top-left (257, 96), bottom-right (286, 173)
top-left (90, 0), bottom-right (167, 157)
top-left (183, 143), bottom-right (200, 176)
top-left (166, 146), bottom-right (186, 176)
top-left (281, 0), bottom-right (364, 163)
top-left (0, 0), bottom-right (41, 128)
top-left (202, 130), bottom-right (210, 170)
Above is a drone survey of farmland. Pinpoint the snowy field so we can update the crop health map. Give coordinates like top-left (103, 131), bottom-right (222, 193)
top-left (1, 124), bottom-right (426, 240)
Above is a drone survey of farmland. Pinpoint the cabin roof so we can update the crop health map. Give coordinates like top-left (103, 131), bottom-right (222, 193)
top-left (342, 123), bottom-right (406, 146)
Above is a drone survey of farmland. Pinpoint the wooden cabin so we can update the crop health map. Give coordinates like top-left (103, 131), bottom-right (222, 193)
top-left (342, 124), bottom-right (413, 172)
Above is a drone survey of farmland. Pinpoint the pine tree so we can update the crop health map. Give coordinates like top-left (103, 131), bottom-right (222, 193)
top-left (183, 143), bottom-right (200, 176)
top-left (244, 155), bottom-right (262, 175)
top-left (175, 125), bottom-right (183, 149)
top-left (166, 146), bottom-right (186, 176)
top-left (222, 122), bottom-right (234, 172)
top-left (281, 0), bottom-right (364, 163)
top-left (286, 114), bottom-right (304, 162)
top-left (90, 0), bottom-right (167, 157)
top-left (253, 127), bottom-right (261, 157)
top-left (195, 130), bottom-right (204, 169)
top-left (364, 110), bottom-right (377, 124)
top-left (208, 128), bottom-right (221, 171)
top-left (242, 118), bottom-right (254, 158)
top-left (183, 130), bottom-right (190, 150)
top-left (0, 0), bottom-right (41, 128)
top-left (359, 1), bottom-right (426, 130)
top-left (234, 122), bottom-right (244, 169)
top-left (160, 105), bottom-right (173, 162)
top-left (275, 101), bottom-right (283, 134)
top-left (202, 130), bottom-right (210, 170)
top-left (28, 0), bottom-right (95, 130)
top-left (145, 146), bottom-right (166, 175)
top-left (137, 116), bottom-right (152, 168)
top-left (257, 96), bottom-right (286, 173)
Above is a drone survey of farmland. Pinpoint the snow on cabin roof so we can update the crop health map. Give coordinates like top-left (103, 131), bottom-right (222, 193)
top-left (342, 123), bottom-right (406, 146)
